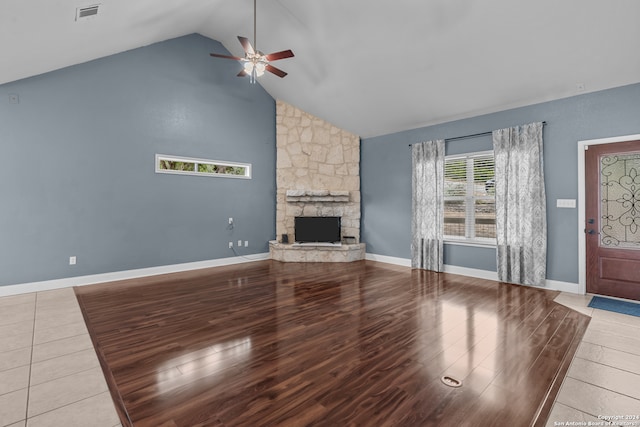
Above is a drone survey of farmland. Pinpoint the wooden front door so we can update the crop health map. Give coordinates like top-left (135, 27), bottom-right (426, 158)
top-left (586, 140), bottom-right (640, 300)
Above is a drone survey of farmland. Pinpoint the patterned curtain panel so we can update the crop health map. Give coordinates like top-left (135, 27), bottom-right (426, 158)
top-left (492, 122), bottom-right (547, 286)
top-left (411, 140), bottom-right (445, 272)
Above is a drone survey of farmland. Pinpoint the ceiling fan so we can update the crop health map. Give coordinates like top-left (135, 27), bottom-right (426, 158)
top-left (210, 0), bottom-right (294, 83)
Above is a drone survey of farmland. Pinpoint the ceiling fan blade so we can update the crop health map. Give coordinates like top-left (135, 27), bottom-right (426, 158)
top-left (238, 36), bottom-right (255, 55)
top-left (237, 70), bottom-right (248, 77)
top-left (210, 53), bottom-right (243, 61)
top-left (266, 64), bottom-right (288, 78)
top-left (264, 49), bottom-right (294, 61)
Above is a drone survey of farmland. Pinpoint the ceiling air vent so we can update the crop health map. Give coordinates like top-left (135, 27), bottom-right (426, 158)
top-left (75, 5), bottom-right (100, 21)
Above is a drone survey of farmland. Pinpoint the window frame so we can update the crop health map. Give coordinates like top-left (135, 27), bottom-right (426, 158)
top-left (155, 154), bottom-right (252, 179)
top-left (443, 150), bottom-right (496, 247)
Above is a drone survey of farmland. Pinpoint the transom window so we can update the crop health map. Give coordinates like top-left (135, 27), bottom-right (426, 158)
top-left (444, 151), bottom-right (496, 244)
top-left (155, 154), bottom-right (251, 179)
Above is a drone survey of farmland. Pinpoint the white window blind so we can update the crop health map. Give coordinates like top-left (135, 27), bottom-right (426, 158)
top-left (443, 151), bottom-right (496, 243)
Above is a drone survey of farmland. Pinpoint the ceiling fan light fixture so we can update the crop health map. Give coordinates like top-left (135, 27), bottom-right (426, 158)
top-left (243, 53), bottom-right (267, 77)
top-left (243, 60), bottom-right (265, 77)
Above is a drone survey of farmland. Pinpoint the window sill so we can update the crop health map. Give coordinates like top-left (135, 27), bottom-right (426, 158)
top-left (443, 239), bottom-right (496, 249)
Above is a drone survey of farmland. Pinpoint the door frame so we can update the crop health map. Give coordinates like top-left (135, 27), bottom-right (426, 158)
top-left (577, 133), bottom-right (640, 295)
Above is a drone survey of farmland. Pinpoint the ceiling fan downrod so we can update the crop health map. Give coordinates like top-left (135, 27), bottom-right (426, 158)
top-left (253, 0), bottom-right (258, 53)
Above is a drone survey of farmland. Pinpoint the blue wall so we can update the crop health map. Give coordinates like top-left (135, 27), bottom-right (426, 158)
top-left (0, 34), bottom-right (276, 287)
top-left (361, 83), bottom-right (640, 284)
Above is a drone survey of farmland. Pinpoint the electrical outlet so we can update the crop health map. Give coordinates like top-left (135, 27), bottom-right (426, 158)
top-left (244, 240), bottom-right (248, 247)
top-left (228, 217), bottom-right (233, 224)
top-left (69, 256), bottom-right (77, 265)
top-left (229, 242), bottom-right (233, 248)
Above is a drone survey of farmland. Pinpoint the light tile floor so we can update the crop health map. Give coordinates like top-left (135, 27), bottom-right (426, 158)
top-left (0, 288), bottom-right (121, 427)
top-left (2, 288), bottom-right (639, 427)
top-left (547, 292), bottom-right (640, 427)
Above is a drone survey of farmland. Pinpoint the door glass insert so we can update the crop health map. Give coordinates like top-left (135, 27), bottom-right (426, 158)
top-left (600, 152), bottom-right (640, 248)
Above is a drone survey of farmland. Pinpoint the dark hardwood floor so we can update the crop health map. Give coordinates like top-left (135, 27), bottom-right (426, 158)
top-left (74, 260), bottom-right (589, 427)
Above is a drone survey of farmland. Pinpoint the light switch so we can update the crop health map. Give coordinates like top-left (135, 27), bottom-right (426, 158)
top-left (556, 199), bottom-right (576, 208)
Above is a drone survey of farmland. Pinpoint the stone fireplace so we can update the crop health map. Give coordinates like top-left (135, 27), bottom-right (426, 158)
top-left (270, 100), bottom-right (365, 262)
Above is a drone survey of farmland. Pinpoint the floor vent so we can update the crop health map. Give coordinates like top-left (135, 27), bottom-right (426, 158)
top-left (441, 376), bottom-right (462, 388)
top-left (76, 5), bottom-right (100, 21)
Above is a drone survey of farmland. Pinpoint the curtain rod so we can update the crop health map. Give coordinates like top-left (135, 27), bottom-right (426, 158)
top-left (408, 121), bottom-right (547, 146)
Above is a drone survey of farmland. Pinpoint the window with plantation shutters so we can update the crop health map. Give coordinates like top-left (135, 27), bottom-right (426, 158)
top-left (443, 151), bottom-right (496, 243)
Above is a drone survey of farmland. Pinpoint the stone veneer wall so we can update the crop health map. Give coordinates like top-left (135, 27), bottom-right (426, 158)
top-left (276, 100), bottom-right (361, 243)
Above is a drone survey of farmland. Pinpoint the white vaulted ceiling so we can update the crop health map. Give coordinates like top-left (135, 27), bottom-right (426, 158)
top-left (1, 0), bottom-right (639, 137)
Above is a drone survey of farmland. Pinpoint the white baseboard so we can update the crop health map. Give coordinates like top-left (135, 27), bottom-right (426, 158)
top-left (2, 252), bottom-right (582, 298)
top-left (365, 253), bottom-right (411, 267)
top-left (365, 252), bottom-right (582, 294)
top-left (544, 279), bottom-right (583, 294)
top-left (443, 264), bottom-right (499, 281)
top-left (0, 253), bottom-right (270, 297)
